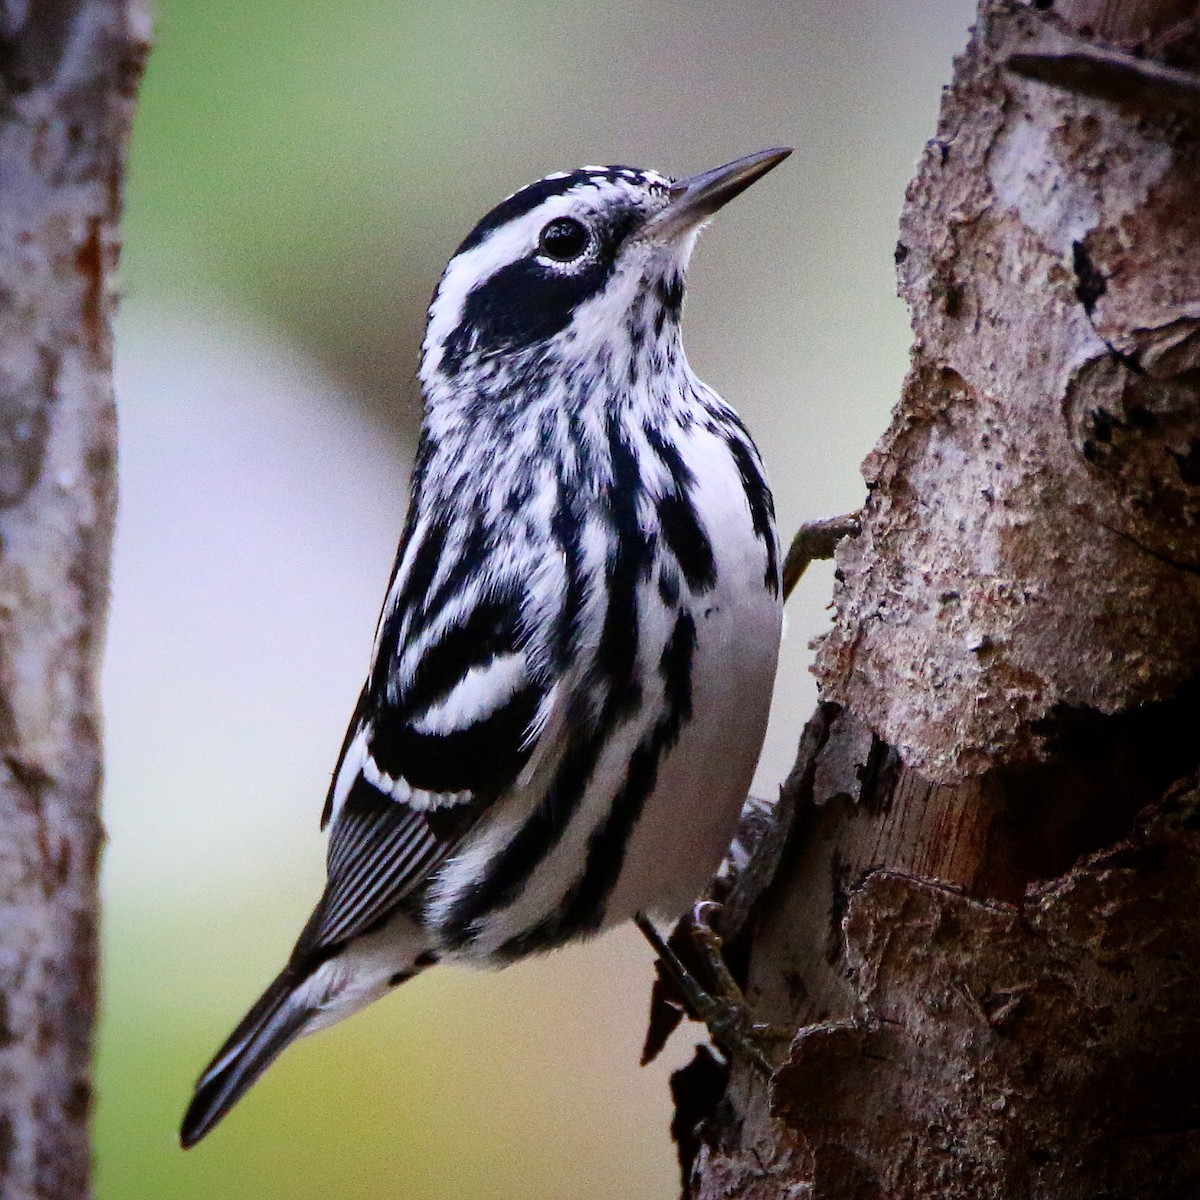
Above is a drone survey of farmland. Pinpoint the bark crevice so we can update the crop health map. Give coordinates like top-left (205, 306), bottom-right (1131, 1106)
top-left (768, 778), bottom-right (1200, 1199)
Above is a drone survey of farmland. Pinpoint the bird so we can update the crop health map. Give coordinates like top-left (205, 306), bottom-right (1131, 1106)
top-left (180, 147), bottom-right (790, 1148)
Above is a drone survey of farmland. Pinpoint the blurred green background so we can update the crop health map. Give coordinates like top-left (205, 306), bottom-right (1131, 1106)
top-left (99, 2), bottom-right (975, 1196)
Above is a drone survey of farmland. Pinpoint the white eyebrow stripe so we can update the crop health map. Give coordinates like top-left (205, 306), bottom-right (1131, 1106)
top-left (418, 167), bottom-right (674, 384)
top-left (420, 189), bottom-right (603, 378)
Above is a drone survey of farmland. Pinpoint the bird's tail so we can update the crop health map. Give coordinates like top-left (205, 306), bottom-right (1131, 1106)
top-left (179, 964), bottom-right (314, 1148)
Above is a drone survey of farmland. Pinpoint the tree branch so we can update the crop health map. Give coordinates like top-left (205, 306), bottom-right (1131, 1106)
top-left (0, 3), bottom-right (148, 1196)
top-left (1007, 40), bottom-right (1200, 115)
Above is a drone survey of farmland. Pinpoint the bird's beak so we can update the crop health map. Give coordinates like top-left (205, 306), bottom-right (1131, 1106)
top-left (641, 147), bottom-right (793, 243)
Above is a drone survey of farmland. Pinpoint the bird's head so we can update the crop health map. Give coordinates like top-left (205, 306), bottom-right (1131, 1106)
top-left (419, 148), bottom-right (792, 403)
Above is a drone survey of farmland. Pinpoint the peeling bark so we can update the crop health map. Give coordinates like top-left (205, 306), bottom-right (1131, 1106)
top-left (673, 2), bottom-right (1200, 1196)
top-left (0, 3), bottom-right (147, 1197)
top-left (770, 784), bottom-right (1200, 1198)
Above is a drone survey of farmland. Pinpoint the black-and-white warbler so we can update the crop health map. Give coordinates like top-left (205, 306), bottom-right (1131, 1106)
top-left (180, 148), bottom-right (790, 1147)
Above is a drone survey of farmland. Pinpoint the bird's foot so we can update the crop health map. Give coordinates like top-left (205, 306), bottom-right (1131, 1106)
top-left (781, 510), bottom-right (862, 600)
top-left (636, 902), bottom-right (793, 1075)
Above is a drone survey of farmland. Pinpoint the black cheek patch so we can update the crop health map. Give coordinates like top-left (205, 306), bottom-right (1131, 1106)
top-left (439, 203), bottom-right (649, 376)
top-left (441, 257), bottom-right (610, 374)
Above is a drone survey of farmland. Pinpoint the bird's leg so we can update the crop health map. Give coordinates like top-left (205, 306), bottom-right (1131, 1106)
top-left (635, 903), bottom-right (793, 1075)
top-left (781, 510), bottom-right (862, 601)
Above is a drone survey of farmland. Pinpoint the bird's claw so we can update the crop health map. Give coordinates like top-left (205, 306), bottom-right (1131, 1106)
top-left (636, 904), bottom-right (793, 1075)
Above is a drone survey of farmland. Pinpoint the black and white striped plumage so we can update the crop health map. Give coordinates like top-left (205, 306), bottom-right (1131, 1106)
top-left (181, 149), bottom-right (789, 1147)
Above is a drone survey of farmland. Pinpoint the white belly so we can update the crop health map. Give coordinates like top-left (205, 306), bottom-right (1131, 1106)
top-left (604, 595), bottom-right (779, 923)
top-left (604, 426), bottom-right (782, 922)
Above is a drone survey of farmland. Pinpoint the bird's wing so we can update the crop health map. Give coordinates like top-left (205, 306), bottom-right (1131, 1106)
top-left (295, 533), bottom-right (552, 962)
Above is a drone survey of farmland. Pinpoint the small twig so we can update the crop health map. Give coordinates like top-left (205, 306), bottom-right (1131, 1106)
top-left (1006, 41), bottom-right (1200, 116)
top-left (781, 511), bottom-right (861, 601)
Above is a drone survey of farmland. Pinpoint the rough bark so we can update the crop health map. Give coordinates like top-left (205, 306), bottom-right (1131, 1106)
top-left (674, 2), bottom-right (1200, 1196)
top-left (0, 3), bottom-right (147, 1197)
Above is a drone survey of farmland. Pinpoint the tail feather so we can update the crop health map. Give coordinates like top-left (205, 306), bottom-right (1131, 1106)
top-left (181, 908), bottom-right (433, 1147)
top-left (180, 967), bottom-right (313, 1148)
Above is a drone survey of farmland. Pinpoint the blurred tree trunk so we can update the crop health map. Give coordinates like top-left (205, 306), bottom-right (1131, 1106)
top-left (678, 1), bottom-right (1200, 1196)
top-left (0, 3), bottom-right (146, 1197)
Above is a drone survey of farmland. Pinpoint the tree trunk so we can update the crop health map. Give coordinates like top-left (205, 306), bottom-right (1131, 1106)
top-left (0, 3), bottom-right (147, 1196)
top-left (677, 1), bottom-right (1200, 1196)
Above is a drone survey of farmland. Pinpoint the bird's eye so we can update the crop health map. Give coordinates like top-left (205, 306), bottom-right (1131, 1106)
top-left (538, 217), bottom-right (589, 262)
